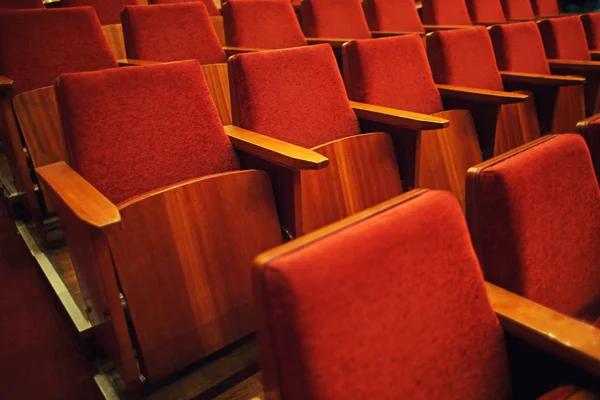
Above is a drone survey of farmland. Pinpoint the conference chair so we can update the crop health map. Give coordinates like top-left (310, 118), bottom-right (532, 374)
top-left (60, 0), bottom-right (139, 24)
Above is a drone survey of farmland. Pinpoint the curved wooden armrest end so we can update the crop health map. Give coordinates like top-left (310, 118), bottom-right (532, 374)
top-left (0, 75), bottom-right (13, 89)
top-left (576, 112), bottom-right (600, 131)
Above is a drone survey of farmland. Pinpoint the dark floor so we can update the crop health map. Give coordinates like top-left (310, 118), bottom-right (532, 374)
top-left (0, 207), bottom-right (102, 400)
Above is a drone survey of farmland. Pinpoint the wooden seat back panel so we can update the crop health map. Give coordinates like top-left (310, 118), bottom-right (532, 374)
top-left (299, 132), bottom-right (402, 235)
top-left (104, 169), bottom-right (282, 382)
top-left (495, 90), bottom-right (541, 156)
top-left (418, 109), bottom-right (482, 209)
top-left (102, 24), bottom-right (127, 60)
top-left (202, 63), bottom-right (232, 125)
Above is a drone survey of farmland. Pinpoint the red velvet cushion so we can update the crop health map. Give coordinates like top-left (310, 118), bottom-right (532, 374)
top-left (229, 44), bottom-right (360, 148)
top-left (121, 3), bottom-right (226, 64)
top-left (0, 0), bottom-right (43, 8)
top-left (344, 35), bottom-right (444, 115)
top-left (222, 0), bottom-right (306, 49)
top-left (363, 0), bottom-right (424, 32)
top-left (148, 0), bottom-right (219, 16)
top-left (301, 0), bottom-right (371, 39)
top-left (539, 16), bottom-right (591, 60)
top-left (254, 190), bottom-right (511, 399)
top-left (0, 8), bottom-right (117, 95)
top-left (468, 135), bottom-right (600, 319)
top-left (427, 26), bottom-right (504, 90)
top-left (62, 0), bottom-right (139, 24)
top-left (55, 60), bottom-right (240, 205)
top-left (489, 22), bottom-right (551, 74)
top-left (581, 13), bottom-right (600, 51)
top-left (531, 0), bottom-right (560, 16)
top-left (466, 0), bottom-right (506, 23)
top-left (421, 0), bottom-right (473, 25)
top-left (500, 0), bottom-right (535, 19)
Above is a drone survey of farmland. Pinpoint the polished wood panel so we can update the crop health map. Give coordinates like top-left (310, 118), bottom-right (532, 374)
top-left (102, 24), bottom-right (127, 60)
top-left (350, 100), bottom-right (449, 130)
top-left (202, 63), bottom-right (232, 125)
top-left (211, 15), bottom-right (226, 46)
top-left (418, 109), bottom-right (482, 209)
top-left (299, 132), bottom-right (403, 235)
top-left (494, 90), bottom-right (541, 156)
top-left (47, 246), bottom-right (86, 316)
top-left (104, 170), bottom-right (282, 382)
top-left (548, 59), bottom-right (600, 115)
top-left (437, 84), bottom-right (529, 103)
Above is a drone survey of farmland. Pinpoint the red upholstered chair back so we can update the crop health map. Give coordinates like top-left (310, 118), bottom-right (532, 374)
top-left (222, 0), bottom-right (307, 49)
top-left (466, 0), bottom-right (506, 23)
top-left (0, 8), bottom-right (117, 95)
top-left (301, 0), bottom-right (371, 39)
top-left (229, 44), bottom-right (361, 148)
top-left (0, 0), bottom-right (43, 8)
top-left (467, 135), bottom-right (600, 320)
top-left (538, 16), bottom-right (591, 61)
top-left (61, 0), bottom-right (139, 24)
top-left (489, 22), bottom-right (551, 74)
top-left (531, 0), bottom-right (560, 16)
top-left (421, 0), bottom-right (472, 25)
top-left (427, 27), bottom-right (504, 91)
top-left (254, 190), bottom-right (511, 400)
top-left (121, 3), bottom-right (226, 64)
top-left (581, 13), bottom-right (600, 51)
top-left (363, 0), bottom-right (424, 32)
top-left (55, 60), bottom-right (240, 205)
top-left (344, 35), bottom-right (444, 115)
top-left (148, 0), bottom-right (219, 16)
top-left (499, 0), bottom-right (535, 19)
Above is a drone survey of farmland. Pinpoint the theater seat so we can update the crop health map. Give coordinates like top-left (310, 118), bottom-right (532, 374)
top-left (421, 0), bottom-right (474, 27)
top-left (222, 0), bottom-right (307, 49)
top-left (0, 7), bottom-right (117, 222)
top-left (500, 0), bottom-right (536, 20)
top-left (538, 16), bottom-right (600, 114)
top-left (35, 60), bottom-right (325, 392)
top-left (228, 44), bottom-right (448, 236)
top-left (61, 0), bottom-right (139, 24)
top-left (0, 0), bottom-right (43, 8)
top-left (254, 189), bottom-right (600, 399)
top-left (343, 34), bottom-right (489, 207)
top-left (531, 0), bottom-right (560, 16)
top-left (580, 13), bottom-right (600, 54)
top-left (466, 134), bottom-right (600, 323)
top-left (148, 0), bottom-right (219, 15)
top-left (363, 0), bottom-right (425, 32)
top-left (489, 21), bottom-right (590, 131)
top-left (427, 26), bottom-right (541, 157)
top-left (465, 0), bottom-right (507, 24)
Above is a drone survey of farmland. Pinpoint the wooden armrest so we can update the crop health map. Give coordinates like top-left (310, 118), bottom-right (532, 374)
top-left (576, 112), bottom-right (600, 131)
top-left (224, 125), bottom-right (329, 170)
top-left (423, 24), bottom-right (472, 31)
top-left (118, 58), bottom-right (162, 67)
top-left (548, 59), bottom-right (600, 73)
top-left (35, 162), bottom-right (120, 229)
top-left (499, 71), bottom-right (586, 86)
top-left (589, 50), bottom-right (600, 61)
top-left (370, 31), bottom-right (424, 38)
top-left (487, 282), bottom-right (600, 377)
top-left (0, 75), bottom-right (13, 89)
top-left (437, 84), bottom-right (528, 104)
top-left (473, 21), bottom-right (510, 26)
top-left (305, 37), bottom-right (350, 49)
top-left (350, 101), bottom-right (449, 130)
top-left (223, 46), bottom-right (264, 56)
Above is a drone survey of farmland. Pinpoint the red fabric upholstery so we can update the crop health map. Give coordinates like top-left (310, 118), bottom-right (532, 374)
top-left (489, 22), bottom-right (551, 74)
top-left (61, 0), bottom-right (138, 24)
top-left (581, 13), bottom-right (600, 51)
top-left (539, 16), bottom-right (591, 60)
top-left (254, 190), bottom-right (512, 399)
top-left (0, 0), bottom-right (43, 8)
top-left (55, 60), bottom-right (240, 205)
top-left (0, 8), bottom-right (117, 95)
top-left (427, 27), bottom-right (504, 90)
top-left (500, 0), bottom-right (535, 19)
top-left (121, 3), bottom-right (226, 64)
top-left (531, 0), bottom-right (560, 16)
top-left (466, 0), bottom-right (507, 23)
top-left (222, 0), bottom-right (306, 49)
top-left (363, 0), bottom-right (424, 32)
top-left (301, 0), bottom-right (371, 39)
top-left (148, 0), bottom-right (219, 16)
top-left (421, 0), bottom-right (472, 25)
top-left (468, 135), bottom-right (600, 319)
top-left (229, 44), bottom-right (360, 148)
top-left (344, 35), bottom-right (444, 115)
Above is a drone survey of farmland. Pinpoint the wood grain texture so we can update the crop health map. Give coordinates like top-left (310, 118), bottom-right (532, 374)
top-left (202, 63), bottom-right (232, 125)
top-left (104, 170), bottom-right (282, 382)
top-left (102, 24), bottom-right (127, 60)
top-left (418, 109), bottom-right (482, 209)
top-left (350, 100), bottom-right (449, 130)
top-left (494, 91), bottom-right (541, 156)
top-left (437, 84), bottom-right (529, 104)
top-left (499, 70), bottom-right (586, 86)
top-left (211, 16), bottom-right (226, 46)
top-left (224, 125), bottom-right (329, 170)
top-left (298, 132), bottom-right (403, 235)
top-left (486, 282), bottom-right (600, 377)
top-left (548, 59), bottom-right (600, 114)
